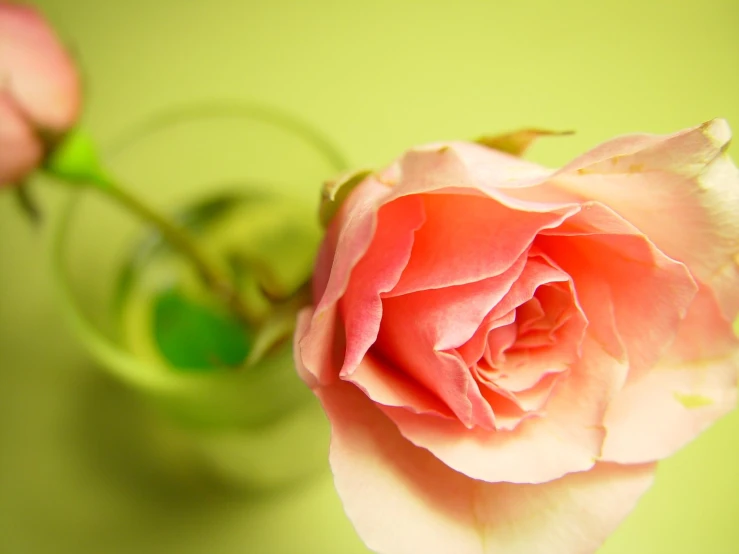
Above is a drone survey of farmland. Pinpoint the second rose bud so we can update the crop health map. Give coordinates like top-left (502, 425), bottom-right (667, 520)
top-left (0, 1), bottom-right (81, 187)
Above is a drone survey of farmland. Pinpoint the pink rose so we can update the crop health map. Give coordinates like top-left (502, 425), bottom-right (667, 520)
top-left (295, 120), bottom-right (739, 553)
top-left (0, 1), bottom-right (81, 187)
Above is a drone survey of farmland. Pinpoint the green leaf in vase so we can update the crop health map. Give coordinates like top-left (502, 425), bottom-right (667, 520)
top-left (152, 288), bottom-right (253, 372)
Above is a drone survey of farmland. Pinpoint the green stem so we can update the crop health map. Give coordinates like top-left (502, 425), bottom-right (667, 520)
top-left (44, 129), bottom-right (262, 327)
top-left (99, 182), bottom-right (262, 326)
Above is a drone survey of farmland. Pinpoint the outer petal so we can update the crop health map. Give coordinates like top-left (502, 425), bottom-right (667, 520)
top-left (395, 142), bottom-right (554, 200)
top-left (319, 381), bottom-right (655, 554)
top-left (299, 176), bottom-right (392, 384)
top-left (311, 209), bottom-right (340, 303)
top-left (548, 119), bottom-right (739, 320)
top-left (0, 93), bottom-right (42, 186)
top-left (340, 195), bottom-right (425, 375)
top-left (601, 356), bottom-right (738, 464)
top-left (433, 140), bottom-right (555, 190)
top-left (0, 2), bottom-right (80, 130)
top-left (381, 337), bottom-right (626, 484)
top-left (601, 286), bottom-right (739, 463)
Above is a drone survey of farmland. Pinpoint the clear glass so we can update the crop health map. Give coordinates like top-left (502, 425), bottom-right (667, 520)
top-left (53, 102), bottom-right (346, 491)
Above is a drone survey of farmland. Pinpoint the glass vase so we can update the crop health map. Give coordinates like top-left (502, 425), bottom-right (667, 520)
top-left (52, 102), bottom-right (346, 491)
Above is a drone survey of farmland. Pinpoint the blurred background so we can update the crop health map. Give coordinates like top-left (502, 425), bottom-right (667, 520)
top-left (1, 0), bottom-right (738, 552)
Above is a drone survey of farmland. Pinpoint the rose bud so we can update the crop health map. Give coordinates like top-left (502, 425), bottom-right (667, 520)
top-left (0, 1), bottom-right (81, 187)
top-left (295, 120), bottom-right (739, 554)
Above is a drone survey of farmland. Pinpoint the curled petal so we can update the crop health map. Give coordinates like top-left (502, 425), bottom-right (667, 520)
top-left (346, 352), bottom-right (455, 418)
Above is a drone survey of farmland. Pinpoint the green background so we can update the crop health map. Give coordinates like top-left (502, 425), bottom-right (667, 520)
top-left (1, 0), bottom-right (738, 552)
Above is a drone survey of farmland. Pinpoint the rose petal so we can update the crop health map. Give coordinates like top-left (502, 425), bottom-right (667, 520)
top-left (374, 254), bottom-right (529, 428)
top-left (441, 140), bottom-right (556, 189)
top-left (339, 194), bottom-right (425, 375)
top-left (601, 285), bottom-right (739, 463)
top-left (550, 119), bottom-right (739, 321)
top-left (299, 176), bottom-right (391, 384)
top-left (294, 308), bottom-right (319, 388)
top-left (382, 337), bottom-right (625, 484)
top-left (474, 382), bottom-right (542, 431)
top-left (381, 252), bottom-right (528, 353)
top-left (319, 381), bottom-right (655, 554)
top-left (514, 296), bottom-right (547, 334)
top-left (0, 3), bottom-right (80, 130)
top-left (397, 142), bottom-right (556, 201)
top-left (667, 285), bottom-right (739, 362)
top-left (345, 352), bottom-right (455, 418)
top-left (457, 309), bottom-right (516, 367)
top-left (540, 201), bottom-right (697, 374)
top-left (458, 254), bottom-right (587, 393)
top-left (389, 190), bottom-right (577, 295)
top-left (311, 213), bottom-right (340, 303)
top-left (484, 321), bottom-right (519, 364)
top-left (601, 355), bottom-right (737, 464)
top-left (474, 369), bottom-right (560, 418)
